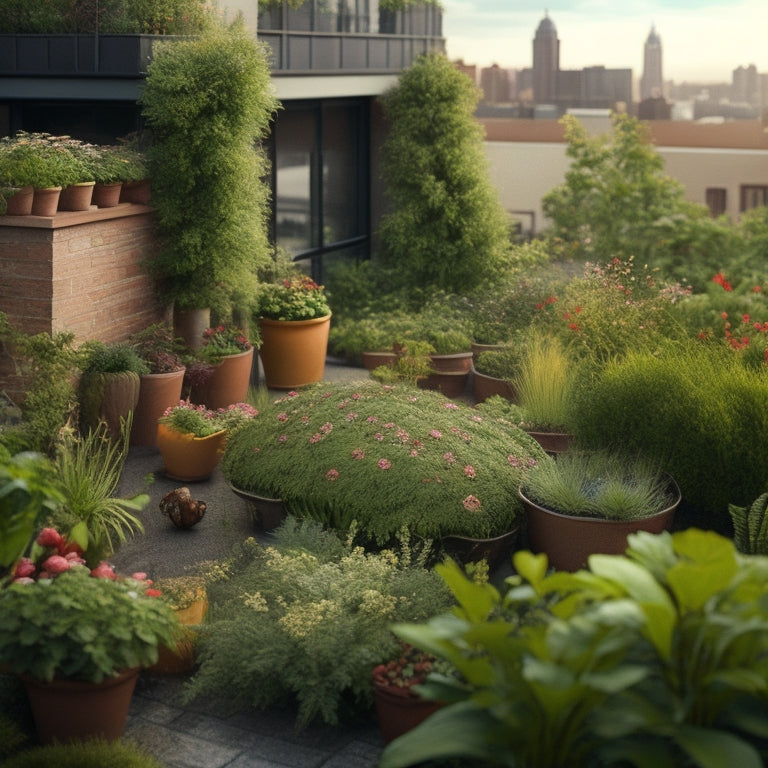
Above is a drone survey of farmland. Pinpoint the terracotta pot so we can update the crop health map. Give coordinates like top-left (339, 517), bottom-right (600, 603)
top-left (92, 182), bottom-right (123, 208)
top-left (119, 178), bottom-right (151, 205)
top-left (417, 370), bottom-right (469, 399)
top-left (31, 186), bottom-right (62, 216)
top-left (230, 485), bottom-right (286, 531)
top-left (173, 307), bottom-right (210, 351)
top-left (519, 480), bottom-right (680, 572)
top-left (58, 181), bottom-right (95, 211)
top-left (190, 348), bottom-right (254, 410)
top-left (361, 350), bottom-right (399, 371)
top-left (156, 422), bottom-right (227, 482)
top-left (429, 351), bottom-right (473, 373)
top-left (130, 368), bottom-right (186, 447)
top-left (441, 527), bottom-right (520, 571)
top-left (149, 598), bottom-right (207, 676)
top-left (471, 365), bottom-right (516, 404)
top-left (22, 667), bottom-right (140, 744)
top-left (3, 185), bottom-right (34, 215)
top-left (373, 684), bottom-right (442, 744)
top-left (471, 342), bottom-right (506, 363)
top-left (524, 430), bottom-right (574, 455)
top-left (258, 314), bottom-right (331, 389)
top-left (79, 370), bottom-right (141, 442)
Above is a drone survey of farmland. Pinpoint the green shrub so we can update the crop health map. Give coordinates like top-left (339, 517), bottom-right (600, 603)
top-left (185, 519), bottom-right (454, 727)
top-left (571, 343), bottom-right (768, 529)
top-left (221, 382), bottom-right (545, 544)
top-left (0, 738), bottom-right (167, 768)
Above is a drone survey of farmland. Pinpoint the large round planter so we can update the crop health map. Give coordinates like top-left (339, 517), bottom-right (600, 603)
top-left (519, 481), bottom-right (681, 572)
top-left (92, 182), bottom-right (123, 208)
top-left (31, 186), bottom-right (62, 216)
top-left (79, 370), bottom-right (141, 442)
top-left (190, 348), bottom-right (254, 410)
top-left (429, 351), bottom-right (473, 373)
top-left (361, 350), bottom-right (399, 371)
top-left (524, 430), bottom-right (574, 455)
top-left (173, 307), bottom-right (211, 350)
top-left (417, 370), bottom-right (470, 399)
top-left (472, 365), bottom-right (516, 404)
top-left (230, 485), bottom-right (287, 532)
top-left (373, 684), bottom-right (442, 744)
top-left (22, 667), bottom-right (140, 744)
top-left (58, 181), bottom-right (95, 211)
top-left (3, 185), bottom-right (34, 215)
top-left (471, 342), bottom-right (506, 363)
top-left (119, 178), bottom-right (151, 205)
top-left (130, 368), bottom-right (186, 447)
top-left (441, 527), bottom-right (520, 571)
top-left (156, 422), bottom-right (227, 482)
top-left (258, 314), bottom-right (331, 389)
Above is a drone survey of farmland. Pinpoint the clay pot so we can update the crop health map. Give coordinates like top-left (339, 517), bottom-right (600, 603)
top-left (58, 181), bottom-right (95, 211)
top-left (92, 182), bottom-right (123, 208)
top-left (31, 186), bottom-right (62, 216)
top-left (190, 348), bottom-right (254, 410)
top-left (156, 423), bottom-right (227, 482)
top-left (3, 185), bottom-right (34, 215)
top-left (373, 684), bottom-right (442, 744)
top-left (119, 179), bottom-right (151, 205)
top-left (130, 368), bottom-right (186, 447)
top-left (78, 370), bottom-right (141, 442)
top-left (417, 370), bottom-right (470, 399)
top-left (258, 314), bottom-right (331, 389)
top-left (472, 365), bottom-right (516, 404)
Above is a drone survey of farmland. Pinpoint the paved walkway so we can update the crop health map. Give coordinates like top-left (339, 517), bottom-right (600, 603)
top-left (117, 360), bottom-right (387, 767)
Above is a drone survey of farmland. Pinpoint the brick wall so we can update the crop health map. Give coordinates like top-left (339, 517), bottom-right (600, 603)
top-left (0, 204), bottom-right (168, 404)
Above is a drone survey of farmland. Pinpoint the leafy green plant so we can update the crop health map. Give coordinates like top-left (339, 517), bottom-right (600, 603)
top-left (729, 493), bottom-right (768, 554)
top-left (255, 275), bottom-right (331, 321)
top-left (48, 421), bottom-right (148, 565)
top-left (0, 738), bottom-right (168, 768)
top-left (79, 340), bottom-right (149, 376)
top-left (185, 518), bottom-right (453, 727)
top-left (378, 53), bottom-right (510, 294)
top-left (159, 400), bottom-right (258, 438)
top-left (473, 346), bottom-right (524, 380)
top-left (0, 132), bottom-right (87, 189)
top-left (369, 341), bottom-right (434, 386)
top-left (128, 323), bottom-right (185, 374)
top-left (381, 529), bottom-right (768, 768)
top-left (0, 567), bottom-right (180, 684)
top-left (140, 21), bottom-right (279, 314)
top-left (221, 382), bottom-right (545, 544)
top-left (521, 451), bottom-right (676, 521)
top-left (570, 343), bottom-right (768, 530)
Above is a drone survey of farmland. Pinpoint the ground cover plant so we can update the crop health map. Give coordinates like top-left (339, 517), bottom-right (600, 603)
top-left (185, 518), bottom-right (454, 727)
top-left (221, 382), bottom-right (545, 544)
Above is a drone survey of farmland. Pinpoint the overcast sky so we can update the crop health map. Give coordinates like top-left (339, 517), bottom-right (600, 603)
top-left (441, 0), bottom-right (766, 83)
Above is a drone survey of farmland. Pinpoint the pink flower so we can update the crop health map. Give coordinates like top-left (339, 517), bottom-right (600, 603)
top-left (277, 412), bottom-right (288, 422)
top-left (410, 449), bottom-right (419, 457)
top-left (443, 402), bottom-right (458, 410)
top-left (42, 555), bottom-right (70, 575)
top-left (320, 422), bottom-right (333, 434)
top-left (310, 433), bottom-right (321, 444)
top-left (351, 448), bottom-right (365, 460)
top-left (462, 495), bottom-right (481, 511)
top-left (279, 435), bottom-right (288, 442)
top-left (253, 446), bottom-right (260, 453)
top-left (443, 451), bottom-right (455, 464)
top-left (90, 562), bottom-right (117, 580)
top-left (429, 430), bottom-right (442, 439)
top-left (36, 528), bottom-right (63, 550)
top-left (464, 465), bottom-right (476, 478)
top-left (378, 458), bottom-right (392, 470)
top-left (508, 455), bottom-right (520, 467)
top-left (346, 412), bottom-right (358, 421)
top-left (14, 558), bottom-right (36, 579)
top-left (374, 432), bottom-right (384, 442)
top-left (352, 393), bottom-right (360, 400)
top-left (326, 469), bottom-right (339, 480)
top-left (13, 577), bottom-right (35, 585)
top-left (131, 572), bottom-right (148, 581)
top-left (384, 422), bottom-right (395, 429)
top-left (366, 416), bottom-right (378, 423)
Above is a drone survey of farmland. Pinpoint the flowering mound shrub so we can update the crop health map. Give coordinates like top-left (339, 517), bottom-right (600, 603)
top-left (256, 275), bottom-right (331, 321)
top-left (221, 382), bottom-right (545, 543)
top-left (160, 400), bottom-right (258, 438)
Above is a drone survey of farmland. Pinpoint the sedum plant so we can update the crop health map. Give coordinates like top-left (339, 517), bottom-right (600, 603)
top-left (381, 529), bottom-right (768, 768)
top-left (185, 519), bottom-right (453, 727)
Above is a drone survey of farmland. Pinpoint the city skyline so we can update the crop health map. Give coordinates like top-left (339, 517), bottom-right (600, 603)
top-left (442, 0), bottom-right (766, 84)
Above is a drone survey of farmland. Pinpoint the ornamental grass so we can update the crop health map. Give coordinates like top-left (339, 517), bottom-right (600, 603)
top-left (221, 382), bottom-right (545, 544)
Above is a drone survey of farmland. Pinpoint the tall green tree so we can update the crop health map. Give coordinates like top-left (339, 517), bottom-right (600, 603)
top-left (140, 21), bottom-right (280, 315)
top-left (378, 53), bottom-right (511, 295)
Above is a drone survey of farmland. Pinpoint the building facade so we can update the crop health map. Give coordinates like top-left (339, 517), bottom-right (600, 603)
top-left (0, 0), bottom-right (446, 280)
top-left (640, 25), bottom-right (663, 99)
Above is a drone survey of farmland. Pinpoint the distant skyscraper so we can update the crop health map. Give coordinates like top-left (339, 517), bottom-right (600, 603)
top-left (533, 12), bottom-right (559, 103)
top-left (640, 25), bottom-right (663, 99)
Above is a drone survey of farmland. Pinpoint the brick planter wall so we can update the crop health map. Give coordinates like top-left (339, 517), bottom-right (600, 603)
top-left (0, 204), bottom-right (167, 404)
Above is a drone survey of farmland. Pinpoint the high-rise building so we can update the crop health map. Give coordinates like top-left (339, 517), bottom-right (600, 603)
top-left (532, 12), bottom-right (559, 103)
top-left (640, 25), bottom-right (663, 99)
top-left (732, 64), bottom-right (759, 106)
top-left (480, 64), bottom-right (512, 103)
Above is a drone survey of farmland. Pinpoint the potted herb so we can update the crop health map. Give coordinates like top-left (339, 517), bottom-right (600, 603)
top-left (221, 382), bottom-right (544, 546)
top-left (86, 144), bottom-right (131, 207)
top-left (129, 323), bottom-right (186, 447)
top-left (77, 340), bottom-right (149, 441)
top-left (519, 450), bottom-right (680, 571)
top-left (255, 275), bottom-right (332, 389)
top-left (188, 324), bottom-right (255, 410)
top-left (0, 562), bottom-right (179, 744)
top-left (371, 642), bottom-right (445, 744)
top-left (157, 400), bottom-right (258, 482)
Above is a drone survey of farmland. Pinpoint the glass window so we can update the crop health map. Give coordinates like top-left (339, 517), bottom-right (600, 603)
top-left (705, 188), bottom-right (727, 218)
top-left (741, 185), bottom-right (768, 212)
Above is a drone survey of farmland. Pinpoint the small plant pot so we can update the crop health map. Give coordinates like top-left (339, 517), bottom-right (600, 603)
top-left (156, 423), bottom-right (227, 482)
top-left (130, 368), bottom-right (186, 448)
top-left (190, 348), bottom-right (254, 410)
top-left (361, 350), bottom-right (399, 371)
top-left (58, 181), bottom-right (95, 211)
top-left (230, 485), bottom-right (287, 531)
top-left (472, 365), bottom-right (516, 404)
top-left (373, 684), bottom-right (442, 744)
top-left (31, 186), bottom-right (62, 216)
top-left (429, 351), bottom-right (473, 373)
top-left (441, 526), bottom-right (520, 571)
top-left (92, 182), bottom-right (123, 208)
top-left (3, 185), bottom-right (34, 215)
top-left (524, 430), bottom-right (574, 455)
top-left (119, 178), bottom-right (152, 204)
top-left (22, 667), bottom-right (140, 744)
